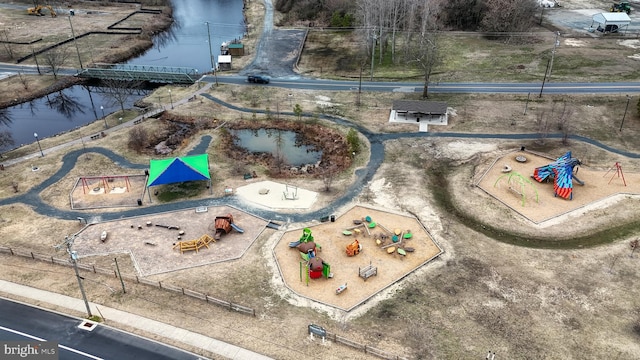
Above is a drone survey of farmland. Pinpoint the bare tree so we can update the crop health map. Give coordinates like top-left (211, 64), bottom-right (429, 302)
top-left (436, 0), bottom-right (486, 31)
top-left (321, 164), bottom-right (338, 192)
top-left (407, 32), bottom-right (442, 98)
top-left (535, 108), bottom-right (551, 145)
top-left (556, 102), bottom-right (574, 145)
top-left (100, 79), bottom-right (144, 114)
top-left (273, 129), bottom-right (285, 174)
top-left (480, 0), bottom-right (538, 34)
top-left (16, 71), bottom-right (30, 90)
top-left (41, 47), bottom-right (70, 79)
top-left (128, 127), bottom-right (149, 152)
top-left (1, 29), bottom-right (14, 60)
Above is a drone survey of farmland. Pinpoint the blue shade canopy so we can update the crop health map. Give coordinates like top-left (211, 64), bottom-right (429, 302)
top-left (147, 154), bottom-right (210, 187)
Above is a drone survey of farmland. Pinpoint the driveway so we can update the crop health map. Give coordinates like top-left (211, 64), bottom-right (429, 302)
top-left (240, 0), bottom-right (306, 79)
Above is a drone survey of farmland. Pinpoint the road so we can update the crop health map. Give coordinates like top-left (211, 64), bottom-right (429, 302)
top-left (205, 74), bottom-right (640, 94)
top-left (0, 298), bottom-right (206, 360)
top-left (3, 62), bottom-right (640, 94)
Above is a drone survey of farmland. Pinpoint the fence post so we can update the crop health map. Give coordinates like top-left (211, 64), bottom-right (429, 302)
top-left (159, 281), bottom-right (162, 289)
top-left (92, 265), bottom-right (96, 273)
top-left (31, 252), bottom-right (34, 259)
top-left (51, 256), bottom-right (54, 263)
top-left (181, 287), bottom-right (184, 295)
top-left (136, 275), bottom-right (139, 283)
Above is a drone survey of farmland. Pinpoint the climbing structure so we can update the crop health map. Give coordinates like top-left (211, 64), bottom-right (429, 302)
top-left (604, 162), bottom-right (627, 186)
top-left (532, 151), bottom-right (583, 200)
top-left (494, 171), bottom-right (539, 207)
top-left (173, 234), bottom-right (215, 254)
top-left (291, 228), bottom-right (331, 285)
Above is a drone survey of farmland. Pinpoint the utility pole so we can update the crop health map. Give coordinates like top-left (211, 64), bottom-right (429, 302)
top-left (55, 234), bottom-right (92, 317)
top-left (68, 15), bottom-right (83, 69)
top-left (539, 59), bottom-right (550, 98)
top-left (370, 27), bottom-right (376, 81)
top-left (620, 95), bottom-right (631, 132)
top-left (547, 31), bottom-right (560, 81)
top-left (205, 22), bottom-right (218, 86)
top-left (357, 64), bottom-right (363, 107)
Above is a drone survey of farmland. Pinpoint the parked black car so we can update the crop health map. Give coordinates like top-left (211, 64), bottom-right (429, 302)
top-left (247, 75), bottom-right (270, 84)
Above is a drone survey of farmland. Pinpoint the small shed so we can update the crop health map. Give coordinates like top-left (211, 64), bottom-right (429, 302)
top-left (590, 12), bottom-right (630, 34)
top-left (218, 55), bottom-right (232, 71)
top-left (389, 100), bottom-right (448, 132)
top-left (228, 43), bottom-right (245, 56)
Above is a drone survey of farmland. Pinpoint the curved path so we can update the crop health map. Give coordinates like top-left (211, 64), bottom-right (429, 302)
top-left (3, 93), bottom-right (640, 228)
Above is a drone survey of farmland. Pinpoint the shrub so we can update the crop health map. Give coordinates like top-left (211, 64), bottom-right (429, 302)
top-left (346, 128), bottom-right (360, 155)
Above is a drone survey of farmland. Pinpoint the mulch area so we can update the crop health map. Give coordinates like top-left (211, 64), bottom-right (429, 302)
top-left (74, 206), bottom-right (268, 276)
top-left (273, 205), bottom-right (443, 312)
top-left (70, 175), bottom-right (147, 209)
top-left (476, 150), bottom-right (640, 224)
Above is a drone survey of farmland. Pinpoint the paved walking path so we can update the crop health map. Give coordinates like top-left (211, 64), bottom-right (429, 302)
top-left (0, 280), bottom-right (272, 360)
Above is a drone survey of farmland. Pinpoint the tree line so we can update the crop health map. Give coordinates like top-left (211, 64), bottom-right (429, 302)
top-left (277, 0), bottom-right (539, 97)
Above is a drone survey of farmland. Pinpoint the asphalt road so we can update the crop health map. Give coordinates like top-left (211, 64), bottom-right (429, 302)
top-left (0, 298), bottom-right (206, 360)
top-left (203, 75), bottom-right (640, 94)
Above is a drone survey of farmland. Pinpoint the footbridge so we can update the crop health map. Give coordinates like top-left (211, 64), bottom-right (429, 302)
top-left (76, 64), bottom-right (199, 84)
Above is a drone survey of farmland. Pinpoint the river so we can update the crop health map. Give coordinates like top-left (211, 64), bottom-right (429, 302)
top-left (0, 0), bottom-right (245, 152)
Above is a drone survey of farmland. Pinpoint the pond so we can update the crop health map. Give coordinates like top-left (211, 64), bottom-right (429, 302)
top-left (232, 129), bottom-right (322, 166)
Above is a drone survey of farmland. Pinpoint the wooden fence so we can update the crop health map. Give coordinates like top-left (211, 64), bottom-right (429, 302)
top-left (2, 245), bottom-right (412, 358)
top-left (0, 246), bottom-right (255, 317)
top-left (324, 331), bottom-right (409, 360)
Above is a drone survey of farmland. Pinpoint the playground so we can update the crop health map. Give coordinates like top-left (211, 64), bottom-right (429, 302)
top-left (476, 149), bottom-right (640, 224)
top-left (70, 175), bottom-right (147, 209)
top-left (273, 205), bottom-right (443, 311)
top-left (73, 205), bottom-right (268, 276)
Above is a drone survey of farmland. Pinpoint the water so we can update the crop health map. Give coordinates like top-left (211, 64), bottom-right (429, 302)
top-left (233, 129), bottom-right (322, 166)
top-left (0, 85), bottom-right (140, 150)
top-left (1, 0), bottom-right (246, 151)
top-left (128, 0), bottom-right (246, 73)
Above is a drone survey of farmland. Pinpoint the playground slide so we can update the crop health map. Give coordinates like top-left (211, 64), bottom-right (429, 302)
top-left (572, 174), bottom-right (585, 186)
top-left (230, 223), bottom-right (245, 233)
top-left (289, 241), bottom-right (301, 248)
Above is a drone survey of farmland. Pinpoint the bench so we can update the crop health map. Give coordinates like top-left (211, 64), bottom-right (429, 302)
top-left (359, 265), bottom-right (377, 281)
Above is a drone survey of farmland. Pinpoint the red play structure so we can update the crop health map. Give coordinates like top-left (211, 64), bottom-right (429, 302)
top-left (212, 213), bottom-right (244, 240)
